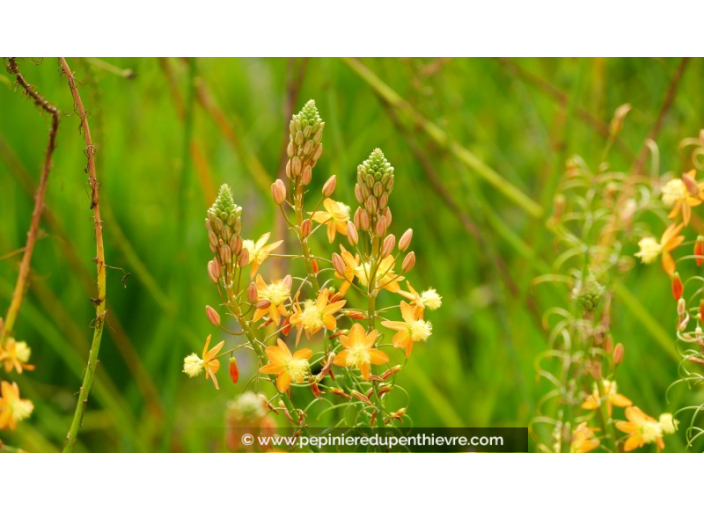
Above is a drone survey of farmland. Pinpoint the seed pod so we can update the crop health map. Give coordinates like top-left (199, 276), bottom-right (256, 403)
top-left (332, 252), bottom-right (346, 275)
top-left (300, 219), bottom-right (312, 238)
top-left (271, 179), bottom-right (286, 205)
top-left (399, 228), bottom-right (413, 252)
top-left (402, 251), bottom-right (416, 272)
top-left (229, 357), bottom-right (239, 384)
top-left (381, 234), bottom-right (396, 258)
top-left (613, 343), bottom-right (625, 365)
top-left (206, 305), bottom-right (221, 326)
top-left (322, 175), bottom-right (337, 197)
top-left (346, 221), bottom-right (358, 246)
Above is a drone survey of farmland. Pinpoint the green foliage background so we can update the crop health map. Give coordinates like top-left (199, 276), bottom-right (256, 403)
top-left (0, 57), bottom-right (701, 452)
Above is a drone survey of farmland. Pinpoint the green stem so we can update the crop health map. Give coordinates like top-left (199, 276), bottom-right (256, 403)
top-left (294, 179), bottom-right (320, 293)
top-left (595, 378), bottom-right (618, 452)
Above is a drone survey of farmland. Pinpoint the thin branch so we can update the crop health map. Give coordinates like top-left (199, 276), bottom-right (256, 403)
top-left (1, 58), bottom-right (60, 344)
top-left (59, 57), bottom-right (108, 453)
top-left (632, 57), bottom-right (690, 175)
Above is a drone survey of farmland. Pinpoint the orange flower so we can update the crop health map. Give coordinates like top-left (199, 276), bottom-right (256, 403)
top-left (381, 301), bottom-right (433, 358)
top-left (660, 223), bottom-right (684, 276)
top-left (662, 170), bottom-right (704, 226)
top-left (289, 289), bottom-right (346, 345)
top-left (242, 233), bottom-right (283, 277)
top-left (182, 334), bottom-right (225, 389)
top-left (397, 282), bottom-right (443, 317)
top-left (616, 406), bottom-right (665, 452)
top-left (0, 338), bottom-right (35, 374)
top-left (570, 422), bottom-right (600, 453)
top-left (581, 379), bottom-right (632, 416)
top-left (333, 323), bottom-right (389, 380)
top-left (0, 381), bottom-right (34, 431)
top-left (259, 339), bottom-right (312, 392)
top-left (334, 246), bottom-right (360, 296)
top-left (311, 199), bottom-right (350, 243)
top-left (252, 274), bottom-right (291, 324)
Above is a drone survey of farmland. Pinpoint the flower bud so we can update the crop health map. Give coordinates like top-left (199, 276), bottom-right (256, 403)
top-left (300, 219), bottom-right (312, 238)
top-left (332, 252), bottom-right (346, 275)
top-left (247, 281), bottom-right (258, 302)
top-left (283, 274), bottom-right (293, 289)
top-left (613, 343), bottom-right (624, 365)
top-left (354, 183), bottom-right (364, 203)
top-left (381, 365), bottom-right (402, 380)
top-left (322, 175), bottom-right (337, 197)
top-left (271, 179), bottom-right (286, 205)
top-left (399, 228), bottom-right (413, 252)
top-left (350, 390), bottom-right (372, 406)
top-left (208, 231), bottom-right (219, 252)
top-left (346, 221), bottom-right (358, 246)
top-left (359, 209), bottom-right (371, 231)
top-left (292, 156), bottom-right (302, 176)
top-left (381, 234), bottom-right (396, 258)
top-left (591, 362), bottom-right (602, 381)
top-left (206, 305), bottom-right (221, 326)
top-left (331, 387), bottom-right (351, 399)
top-left (238, 248), bottom-right (249, 267)
top-left (375, 215), bottom-right (387, 237)
top-left (672, 272), bottom-right (683, 301)
top-left (683, 172), bottom-right (699, 196)
top-left (677, 297), bottom-right (686, 316)
top-left (402, 251), bottom-right (416, 272)
top-left (257, 299), bottom-right (272, 309)
top-left (313, 143), bottom-right (323, 162)
top-left (695, 235), bottom-right (704, 267)
top-left (301, 164), bottom-right (312, 185)
top-left (219, 243), bottom-right (232, 265)
top-left (353, 207), bottom-right (362, 230)
top-left (229, 357), bottom-right (239, 384)
top-left (208, 259), bottom-right (221, 283)
top-left (700, 299), bottom-right (704, 321)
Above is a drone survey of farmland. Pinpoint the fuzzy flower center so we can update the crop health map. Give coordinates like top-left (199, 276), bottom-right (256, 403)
top-left (640, 421), bottom-right (663, 444)
top-left (286, 358), bottom-right (309, 383)
top-left (409, 320), bottom-right (433, 342)
top-left (420, 289), bottom-right (442, 310)
top-left (661, 178), bottom-right (687, 207)
top-left (299, 300), bottom-right (324, 331)
top-left (355, 263), bottom-right (371, 287)
top-left (635, 237), bottom-right (662, 264)
top-left (183, 354), bottom-right (204, 377)
top-left (242, 239), bottom-right (260, 261)
top-left (10, 399), bottom-right (34, 423)
top-left (263, 282), bottom-right (290, 306)
top-left (14, 341), bottom-right (31, 363)
top-left (348, 345), bottom-right (371, 367)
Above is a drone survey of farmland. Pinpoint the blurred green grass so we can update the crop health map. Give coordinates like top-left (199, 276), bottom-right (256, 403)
top-left (0, 57), bottom-right (701, 452)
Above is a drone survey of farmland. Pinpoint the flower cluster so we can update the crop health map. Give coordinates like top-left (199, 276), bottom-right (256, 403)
top-left (182, 100), bottom-right (442, 443)
top-left (635, 132), bottom-right (704, 449)
top-left (0, 319), bottom-right (35, 432)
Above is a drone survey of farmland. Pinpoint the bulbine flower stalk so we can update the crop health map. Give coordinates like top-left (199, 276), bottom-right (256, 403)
top-left (184, 100), bottom-right (442, 450)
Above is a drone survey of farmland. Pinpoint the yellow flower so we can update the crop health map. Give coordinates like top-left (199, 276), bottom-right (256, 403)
top-left (334, 246), bottom-right (360, 296)
top-left (663, 170), bottom-right (704, 226)
top-left (0, 381), bottom-right (34, 431)
top-left (356, 255), bottom-right (403, 294)
top-left (333, 323), bottom-right (389, 380)
top-left (259, 339), bottom-right (312, 392)
top-left (311, 199), bottom-right (350, 243)
top-left (0, 338), bottom-right (35, 374)
top-left (253, 274), bottom-right (291, 324)
top-left (616, 406), bottom-right (664, 452)
top-left (289, 289), bottom-right (346, 345)
top-left (581, 379), bottom-right (632, 416)
top-left (570, 421), bottom-right (600, 453)
top-left (242, 233), bottom-right (283, 278)
top-left (635, 224), bottom-right (683, 276)
top-left (398, 282), bottom-right (442, 316)
top-left (183, 335), bottom-right (225, 389)
top-left (381, 301), bottom-right (433, 358)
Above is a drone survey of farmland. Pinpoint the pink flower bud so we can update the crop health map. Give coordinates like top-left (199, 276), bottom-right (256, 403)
top-left (208, 259), bottom-right (221, 283)
top-left (300, 219), bottom-right (312, 238)
top-left (399, 228), bottom-right (413, 252)
top-left (346, 221), bottom-right (358, 246)
top-left (402, 251), bottom-right (416, 272)
top-left (375, 215), bottom-right (387, 237)
top-left (332, 253), bottom-right (346, 275)
top-left (237, 248), bottom-right (249, 267)
top-left (322, 175), bottom-right (337, 197)
top-left (205, 305), bottom-right (221, 326)
top-left (381, 234), bottom-right (395, 258)
top-left (248, 281), bottom-right (258, 302)
top-left (271, 179), bottom-right (286, 205)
